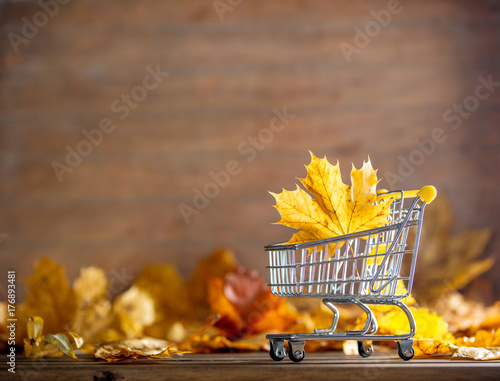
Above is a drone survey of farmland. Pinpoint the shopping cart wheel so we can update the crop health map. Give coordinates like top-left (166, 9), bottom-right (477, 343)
top-left (269, 340), bottom-right (286, 361)
top-left (288, 341), bottom-right (305, 363)
top-left (357, 341), bottom-right (373, 357)
top-left (397, 340), bottom-right (414, 361)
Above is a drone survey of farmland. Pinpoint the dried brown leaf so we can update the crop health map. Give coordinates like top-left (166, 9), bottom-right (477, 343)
top-left (412, 197), bottom-right (492, 305)
top-left (23, 316), bottom-right (83, 360)
top-left (449, 344), bottom-right (500, 361)
top-left (95, 337), bottom-right (185, 362)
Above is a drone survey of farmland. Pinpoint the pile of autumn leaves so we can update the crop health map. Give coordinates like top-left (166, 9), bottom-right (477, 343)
top-left (1, 153), bottom-right (500, 361)
top-left (1, 249), bottom-right (304, 361)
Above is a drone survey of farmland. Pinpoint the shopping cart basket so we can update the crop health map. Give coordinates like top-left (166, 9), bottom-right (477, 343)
top-left (265, 186), bottom-right (437, 362)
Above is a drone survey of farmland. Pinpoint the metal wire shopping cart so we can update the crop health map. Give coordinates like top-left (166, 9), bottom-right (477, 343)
top-left (265, 186), bottom-right (437, 362)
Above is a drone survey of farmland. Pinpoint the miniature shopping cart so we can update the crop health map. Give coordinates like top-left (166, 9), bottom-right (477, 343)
top-left (265, 186), bottom-right (437, 362)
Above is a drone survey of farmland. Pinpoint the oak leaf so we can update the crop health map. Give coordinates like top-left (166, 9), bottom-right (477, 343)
top-left (271, 153), bottom-right (392, 250)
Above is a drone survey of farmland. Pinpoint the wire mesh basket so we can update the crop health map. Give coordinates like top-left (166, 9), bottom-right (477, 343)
top-left (265, 186), bottom-right (436, 362)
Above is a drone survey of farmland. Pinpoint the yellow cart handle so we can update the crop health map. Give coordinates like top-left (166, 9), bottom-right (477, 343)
top-left (377, 185), bottom-right (437, 204)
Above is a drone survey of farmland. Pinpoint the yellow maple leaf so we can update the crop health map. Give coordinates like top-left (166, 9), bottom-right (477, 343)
top-left (271, 153), bottom-right (392, 249)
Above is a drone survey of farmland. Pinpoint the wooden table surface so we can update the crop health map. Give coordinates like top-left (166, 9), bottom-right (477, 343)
top-left (2, 351), bottom-right (500, 381)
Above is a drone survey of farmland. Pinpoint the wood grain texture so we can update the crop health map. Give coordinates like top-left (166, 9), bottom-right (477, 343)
top-left (1, 0), bottom-right (499, 301)
top-left (1, 352), bottom-right (500, 381)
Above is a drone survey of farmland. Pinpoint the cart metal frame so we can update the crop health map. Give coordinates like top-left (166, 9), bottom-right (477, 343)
top-left (265, 187), bottom-right (436, 362)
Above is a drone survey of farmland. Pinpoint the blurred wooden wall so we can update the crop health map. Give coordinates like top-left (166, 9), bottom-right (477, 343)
top-left (1, 0), bottom-right (499, 299)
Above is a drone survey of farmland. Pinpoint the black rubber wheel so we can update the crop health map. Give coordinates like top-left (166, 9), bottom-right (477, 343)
top-left (357, 341), bottom-right (373, 357)
top-left (397, 342), bottom-right (415, 361)
top-left (288, 342), bottom-right (305, 363)
top-left (269, 341), bottom-right (286, 361)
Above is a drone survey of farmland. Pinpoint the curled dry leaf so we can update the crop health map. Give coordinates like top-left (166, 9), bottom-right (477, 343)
top-left (449, 344), bottom-right (500, 361)
top-left (23, 316), bottom-right (83, 360)
top-left (8, 242), bottom-right (499, 361)
top-left (95, 337), bottom-right (185, 362)
top-left (270, 153), bottom-right (392, 253)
